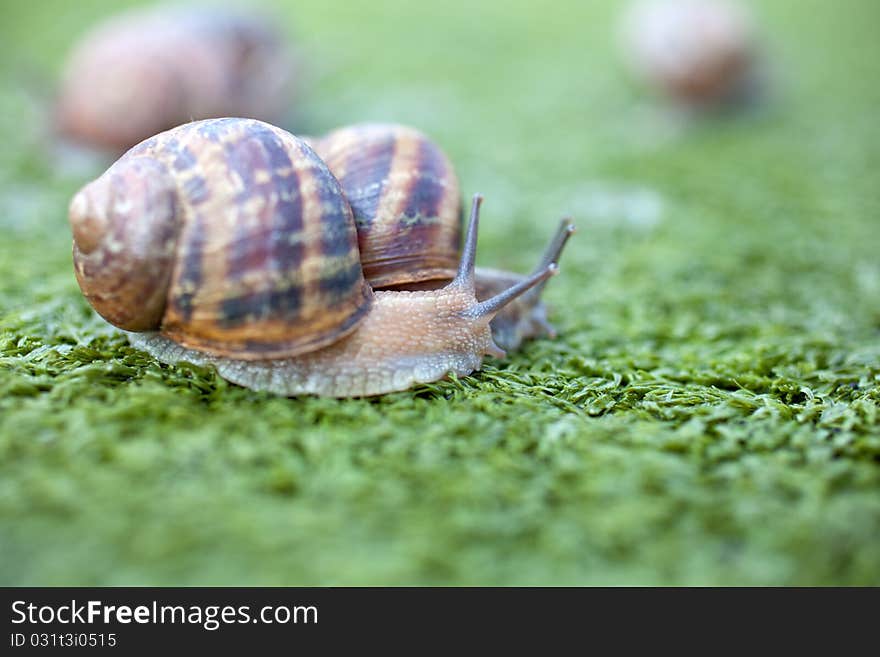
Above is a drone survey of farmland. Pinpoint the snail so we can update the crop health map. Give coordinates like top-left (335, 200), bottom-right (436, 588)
top-left (56, 7), bottom-right (295, 153)
top-left (68, 118), bottom-right (565, 397)
top-left (312, 123), bottom-right (575, 351)
top-left (620, 0), bottom-right (759, 108)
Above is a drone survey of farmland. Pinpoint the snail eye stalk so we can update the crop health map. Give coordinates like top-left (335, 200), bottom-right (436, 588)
top-left (450, 193), bottom-right (484, 290)
top-left (466, 264), bottom-right (558, 320)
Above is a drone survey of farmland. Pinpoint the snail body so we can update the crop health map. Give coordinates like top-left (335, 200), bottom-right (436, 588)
top-left (57, 8), bottom-right (294, 152)
top-left (313, 123), bottom-right (574, 351)
top-left (128, 273), bottom-right (502, 398)
top-left (70, 118), bottom-right (561, 397)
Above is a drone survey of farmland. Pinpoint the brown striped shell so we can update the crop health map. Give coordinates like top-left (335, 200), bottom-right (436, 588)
top-left (312, 124), bottom-right (463, 288)
top-left (69, 118), bottom-right (371, 360)
top-left (57, 7), bottom-right (295, 152)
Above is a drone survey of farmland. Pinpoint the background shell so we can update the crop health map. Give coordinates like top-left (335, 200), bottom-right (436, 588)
top-left (56, 7), bottom-right (295, 152)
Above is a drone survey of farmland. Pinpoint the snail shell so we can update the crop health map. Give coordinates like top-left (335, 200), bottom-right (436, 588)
top-left (57, 7), bottom-right (294, 152)
top-left (312, 123), bottom-right (462, 288)
top-left (70, 118), bottom-right (371, 360)
top-left (621, 0), bottom-right (757, 107)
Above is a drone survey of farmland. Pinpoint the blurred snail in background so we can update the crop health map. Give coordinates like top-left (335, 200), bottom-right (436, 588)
top-left (312, 123), bottom-right (574, 351)
top-left (621, 0), bottom-right (759, 108)
top-left (68, 118), bottom-right (568, 397)
top-left (56, 7), bottom-right (295, 153)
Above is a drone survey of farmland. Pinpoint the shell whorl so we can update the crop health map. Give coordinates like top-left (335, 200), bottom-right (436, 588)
top-left (313, 123), bottom-right (463, 288)
top-left (70, 156), bottom-right (179, 331)
top-left (70, 118), bottom-right (372, 360)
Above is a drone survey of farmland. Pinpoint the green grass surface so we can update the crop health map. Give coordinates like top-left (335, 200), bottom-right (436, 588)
top-left (1, 0), bottom-right (879, 585)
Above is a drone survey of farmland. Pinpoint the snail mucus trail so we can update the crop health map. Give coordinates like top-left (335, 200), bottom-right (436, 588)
top-left (69, 118), bottom-right (569, 397)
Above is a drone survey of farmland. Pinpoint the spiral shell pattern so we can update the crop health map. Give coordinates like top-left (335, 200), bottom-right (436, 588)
top-left (313, 123), bottom-right (462, 288)
top-left (70, 118), bottom-right (371, 360)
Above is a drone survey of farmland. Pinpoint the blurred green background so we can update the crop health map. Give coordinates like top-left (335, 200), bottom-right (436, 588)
top-left (0, 0), bottom-right (878, 585)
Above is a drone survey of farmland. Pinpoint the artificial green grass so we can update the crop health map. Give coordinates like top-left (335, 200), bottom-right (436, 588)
top-left (1, 0), bottom-right (878, 585)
